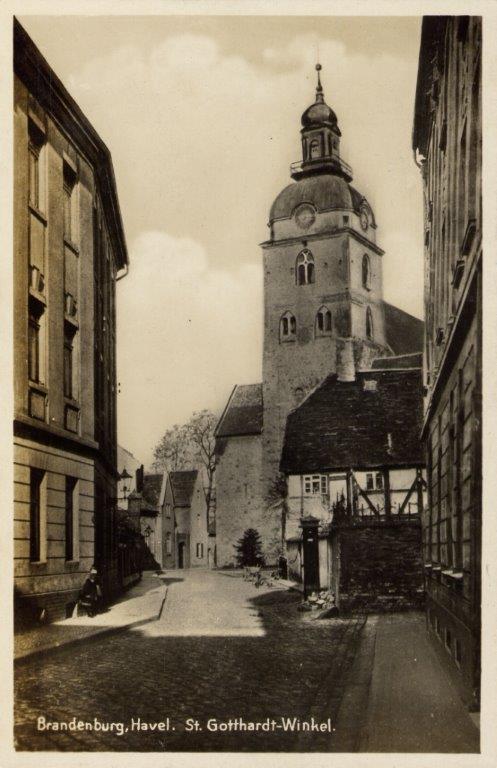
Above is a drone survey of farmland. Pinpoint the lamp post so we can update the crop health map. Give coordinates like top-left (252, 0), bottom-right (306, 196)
top-left (119, 468), bottom-right (132, 501)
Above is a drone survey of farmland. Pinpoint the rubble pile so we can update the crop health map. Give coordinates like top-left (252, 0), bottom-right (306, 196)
top-left (298, 589), bottom-right (339, 618)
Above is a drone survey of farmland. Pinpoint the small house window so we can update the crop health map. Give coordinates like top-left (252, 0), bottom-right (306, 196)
top-left (366, 306), bottom-right (374, 340)
top-left (166, 532), bottom-right (172, 554)
top-left (296, 250), bottom-right (315, 286)
top-left (280, 311), bottom-right (296, 342)
top-left (362, 254), bottom-right (371, 289)
top-left (366, 473), bottom-right (374, 491)
top-left (375, 472), bottom-right (384, 490)
top-left (303, 475), bottom-right (327, 495)
top-left (343, 215), bottom-right (349, 226)
top-left (196, 543), bottom-right (204, 558)
top-left (316, 306), bottom-right (332, 336)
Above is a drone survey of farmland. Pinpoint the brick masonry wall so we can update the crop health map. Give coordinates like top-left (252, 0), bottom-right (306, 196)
top-left (334, 518), bottom-right (424, 612)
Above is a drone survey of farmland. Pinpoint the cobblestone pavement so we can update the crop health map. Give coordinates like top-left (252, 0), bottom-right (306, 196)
top-left (15, 570), bottom-right (365, 752)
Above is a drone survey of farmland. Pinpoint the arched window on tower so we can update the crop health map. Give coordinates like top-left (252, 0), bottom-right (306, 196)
top-left (280, 311), bottom-right (296, 342)
top-left (362, 254), bottom-right (371, 290)
top-left (310, 138), bottom-right (321, 159)
top-left (315, 306), bottom-right (332, 337)
top-left (366, 306), bottom-right (374, 340)
top-left (296, 250), bottom-right (315, 285)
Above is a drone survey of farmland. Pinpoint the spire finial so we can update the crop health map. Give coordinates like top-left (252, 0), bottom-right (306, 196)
top-left (315, 62), bottom-right (324, 102)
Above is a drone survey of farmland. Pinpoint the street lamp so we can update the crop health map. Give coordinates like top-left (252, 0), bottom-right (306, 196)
top-left (119, 468), bottom-right (132, 500)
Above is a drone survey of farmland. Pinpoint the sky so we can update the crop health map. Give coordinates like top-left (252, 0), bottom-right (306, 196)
top-left (20, 15), bottom-right (424, 468)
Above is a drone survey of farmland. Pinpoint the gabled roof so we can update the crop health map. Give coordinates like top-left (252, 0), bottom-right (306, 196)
top-left (383, 302), bottom-right (424, 356)
top-left (281, 368), bottom-right (424, 475)
top-left (215, 384), bottom-right (263, 438)
top-left (371, 352), bottom-right (423, 370)
top-left (170, 470), bottom-right (198, 508)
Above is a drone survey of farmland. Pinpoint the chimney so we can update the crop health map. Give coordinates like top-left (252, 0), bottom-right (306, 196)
top-left (337, 338), bottom-right (356, 382)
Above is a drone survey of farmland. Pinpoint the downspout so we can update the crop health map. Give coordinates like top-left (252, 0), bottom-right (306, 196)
top-left (116, 263), bottom-right (129, 282)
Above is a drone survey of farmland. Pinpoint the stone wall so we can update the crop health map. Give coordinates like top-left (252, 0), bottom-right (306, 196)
top-left (332, 517), bottom-right (424, 612)
top-left (215, 434), bottom-right (279, 567)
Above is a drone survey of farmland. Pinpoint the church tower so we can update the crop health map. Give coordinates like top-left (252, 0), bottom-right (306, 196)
top-left (261, 65), bottom-right (390, 493)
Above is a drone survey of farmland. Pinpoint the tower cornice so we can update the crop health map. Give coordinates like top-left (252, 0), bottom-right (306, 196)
top-left (260, 227), bottom-right (385, 256)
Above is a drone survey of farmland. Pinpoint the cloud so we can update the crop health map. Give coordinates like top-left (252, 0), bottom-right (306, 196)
top-left (59, 27), bottom-right (424, 464)
top-left (117, 231), bottom-right (262, 465)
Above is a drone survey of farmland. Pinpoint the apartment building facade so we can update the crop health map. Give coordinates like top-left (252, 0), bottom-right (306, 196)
top-left (412, 16), bottom-right (482, 703)
top-left (13, 20), bottom-right (128, 624)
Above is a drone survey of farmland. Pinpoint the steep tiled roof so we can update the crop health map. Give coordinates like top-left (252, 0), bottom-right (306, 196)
top-left (215, 384), bottom-right (263, 438)
top-left (280, 368), bottom-right (424, 474)
top-left (371, 352), bottom-right (423, 370)
top-left (143, 473), bottom-right (163, 507)
top-left (170, 470), bottom-right (198, 508)
top-left (383, 302), bottom-right (424, 355)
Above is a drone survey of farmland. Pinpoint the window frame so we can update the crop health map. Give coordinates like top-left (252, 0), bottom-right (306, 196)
top-left (296, 249), bottom-right (315, 286)
top-left (362, 254), bottom-right (372, 290)
top-left (280, 311), bottom-right (296, 342)
top-left (29, 468), bottom-right (46, 563)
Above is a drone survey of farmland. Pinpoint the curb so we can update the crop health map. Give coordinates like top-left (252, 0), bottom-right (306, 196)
top-left (14, 586), bottom-right (168, 666)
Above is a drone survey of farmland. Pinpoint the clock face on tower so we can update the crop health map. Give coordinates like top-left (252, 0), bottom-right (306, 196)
top-left (360, 210), bottom-right (369, 231)
top-left (294, 203), bottom-right (316, 230)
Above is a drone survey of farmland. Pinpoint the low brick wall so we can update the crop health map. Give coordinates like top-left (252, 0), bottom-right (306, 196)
top-left (333, 516), bottom-right (424, 613)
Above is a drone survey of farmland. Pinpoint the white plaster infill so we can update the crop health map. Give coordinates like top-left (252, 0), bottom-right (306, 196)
top-left (14, 572), bottom-right (167, 662)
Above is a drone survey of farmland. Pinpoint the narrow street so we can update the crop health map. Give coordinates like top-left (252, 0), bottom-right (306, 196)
top-left (15, 571), bottom-right (364, 752)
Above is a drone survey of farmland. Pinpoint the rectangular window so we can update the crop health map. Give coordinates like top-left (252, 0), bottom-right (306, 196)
top-left (29, 468), bottom-right (44, 562)
top-left (312, 476), bottom-right (320, 494)
top-left (28, 312), bottom-right (40, 382)
top-left (366, 473), bottom-right (374, 491)
top-left (65, 477), bottom-right (78, 561)
top-left (63, 159), bottom-right (78, 243)
top-left (375, 472), bottom-right (384, 490)
top-left (64, 327), bottom-right (73, 398)
top-left (445, 627), bottom-right (452, 651)
top-left (196, 543), bottom-right (204, 559)
top-left (454, 638), bottom-right (462, 668)
top-left (304, 477), bottom-right (312, 494)
top-left (320, 476), bottom-right (328, 495)
top-left (28, 119), bottom-right (45, 211)
top-left (64, 324), bottom-right (77, 399)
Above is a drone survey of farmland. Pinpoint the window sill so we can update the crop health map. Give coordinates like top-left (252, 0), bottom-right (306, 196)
top-left (280, 338), bottom-right (296, 344)
top-left (29, 203), bottom-right (47, 225)
top-left (64, 314), bottom-right (79, 330)
top-left (29, 286), bottom-right (47, 306)
top-left (64, 237), bottom-right (80, 255)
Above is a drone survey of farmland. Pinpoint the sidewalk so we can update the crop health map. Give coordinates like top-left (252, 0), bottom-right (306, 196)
top-left (14, 572), bottom-right (167, 662)
top-left (333, 611), bottom-right (480, 753)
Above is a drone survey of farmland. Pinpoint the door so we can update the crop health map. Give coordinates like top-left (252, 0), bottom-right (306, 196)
top-left (178, 541), bottom-right (185, 569)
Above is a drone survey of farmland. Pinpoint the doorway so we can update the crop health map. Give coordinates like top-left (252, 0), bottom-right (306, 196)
top-left (178, 541), bottom-right (185, 569)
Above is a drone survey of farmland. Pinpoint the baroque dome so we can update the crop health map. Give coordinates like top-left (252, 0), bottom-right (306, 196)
top-left (301, 100), bottom-right (338, 128)
top-left (269, 174), bottom-right (371, 223)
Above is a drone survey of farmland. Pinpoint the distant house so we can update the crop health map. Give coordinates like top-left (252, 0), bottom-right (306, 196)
top-left (126, 471), bottom-right (163, 570)
top-left (280, 348), bottom-right (426, 610)
top-left (158, 470), bottom-right (212, 569)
